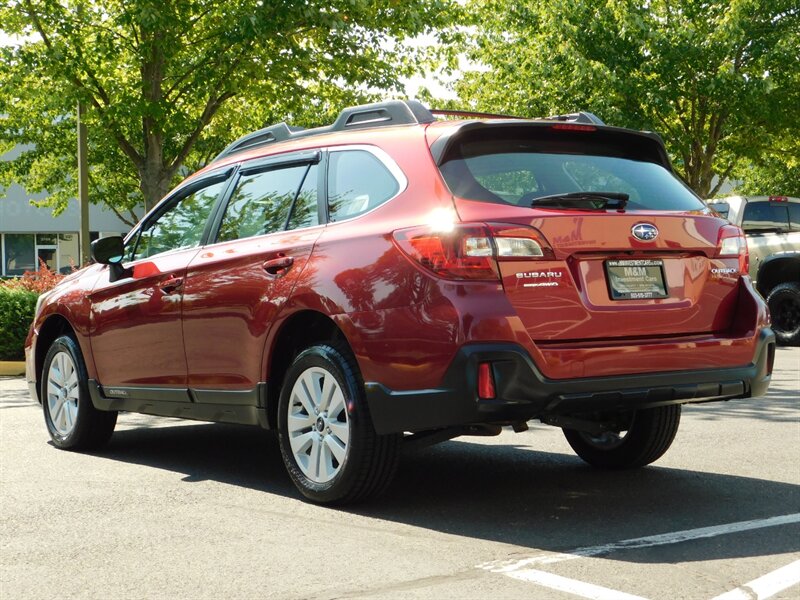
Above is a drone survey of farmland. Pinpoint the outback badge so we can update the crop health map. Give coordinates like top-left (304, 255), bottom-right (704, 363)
top-left (632, 223), bottom-right (659, 241)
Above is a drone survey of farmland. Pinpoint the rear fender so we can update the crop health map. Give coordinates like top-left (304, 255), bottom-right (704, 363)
top-left (755, 252), bottom-right (800, 296)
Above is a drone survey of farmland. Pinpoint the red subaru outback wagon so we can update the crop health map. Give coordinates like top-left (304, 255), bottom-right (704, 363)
top-left (26, 100), bottom-right (774, 504)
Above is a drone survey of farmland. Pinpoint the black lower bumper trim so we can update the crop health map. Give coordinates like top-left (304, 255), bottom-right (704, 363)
top-left (365, 329), bottom-right (775, 435)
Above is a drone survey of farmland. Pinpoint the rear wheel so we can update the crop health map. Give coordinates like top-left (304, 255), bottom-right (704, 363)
top-left (42, 335), bottom-right (117, 450)
top-left (563, 405), bottom-right (681, 469)
top-left (277, 344), bottom-right (400, 504)
top-left (766, 282), bottom-right (800, 345)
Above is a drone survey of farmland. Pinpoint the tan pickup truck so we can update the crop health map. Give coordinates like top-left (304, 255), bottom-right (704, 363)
top-left (707, 195), bottom-right (800, 345)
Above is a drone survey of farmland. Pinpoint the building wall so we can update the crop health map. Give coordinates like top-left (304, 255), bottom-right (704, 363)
top-left (1, 182), bottom-right (139, 276)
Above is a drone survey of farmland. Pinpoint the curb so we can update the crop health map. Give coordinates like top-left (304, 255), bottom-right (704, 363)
top-left (0, 361), bottom-right (25, 376)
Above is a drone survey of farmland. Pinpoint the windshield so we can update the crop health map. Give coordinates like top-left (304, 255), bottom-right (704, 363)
top-left (438, 138), bottom-right (704, 212)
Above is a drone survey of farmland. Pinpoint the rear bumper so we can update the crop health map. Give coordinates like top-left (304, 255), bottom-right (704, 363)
top-left (365, 328), bottom-right (775, 434)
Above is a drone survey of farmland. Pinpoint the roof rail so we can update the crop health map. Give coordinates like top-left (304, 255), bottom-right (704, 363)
top-left (430, 109), bottom-right (529, 120)
top-left (546, 111), bottom-right (605, 125)
top-left (212, 100), bottom-right (435, 163)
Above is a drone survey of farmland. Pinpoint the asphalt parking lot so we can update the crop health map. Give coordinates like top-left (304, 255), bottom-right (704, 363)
top-left (1, 347), bottom-right (798, 599)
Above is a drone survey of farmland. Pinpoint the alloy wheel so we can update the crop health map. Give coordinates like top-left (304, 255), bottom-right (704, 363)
top-left (46, 351), bottom-right (80, 436)
top-left (287, 366), bottom-right (350, 483)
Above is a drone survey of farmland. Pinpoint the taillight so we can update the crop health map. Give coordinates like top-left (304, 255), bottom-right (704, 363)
top-left (392, 222), bottom-right (554, 281)
top-left (717, 224), bottom-right (749, 275)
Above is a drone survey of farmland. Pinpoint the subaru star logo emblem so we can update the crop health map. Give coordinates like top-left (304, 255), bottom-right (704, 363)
top-left (632, 223), bottom-right (659, 241)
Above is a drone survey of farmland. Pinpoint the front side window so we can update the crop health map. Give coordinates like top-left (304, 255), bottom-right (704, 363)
top-left (327, 150), bottom-right (399, 221)
top-left (217, 165), bottom-right (309, 242)
top-left (130, 179), bottom-right (226, 261)
top-left (741, 202), bottom-right (790, 232)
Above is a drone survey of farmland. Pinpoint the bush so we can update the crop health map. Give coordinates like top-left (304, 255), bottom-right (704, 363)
top-left (0, 287), bottom-right (38, 360)
top-left (0, 259), bottom-right (67, 360)
top-left (3, 259), bottom-right (66, 294)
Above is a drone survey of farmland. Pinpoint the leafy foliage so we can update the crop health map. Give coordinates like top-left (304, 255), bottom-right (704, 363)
top-left (0, 260), bottom-right (70, 359)
top-left (0, 0), bottom-right (455, 218)
top-left (2, 259), bottom-right (66, 294)
top-left (457, 0), bottom-right (800, 197)
top-left (730, 127), bottom-right (800, 198)
top-left (0, 286), bottom-right (38, 360)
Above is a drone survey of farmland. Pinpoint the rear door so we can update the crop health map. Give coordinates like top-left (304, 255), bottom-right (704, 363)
top-left (182, 151), bottom-right (324, 394)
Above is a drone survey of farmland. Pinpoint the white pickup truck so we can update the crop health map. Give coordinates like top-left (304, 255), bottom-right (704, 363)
top-left (707, 195), bottom-right (800, 345)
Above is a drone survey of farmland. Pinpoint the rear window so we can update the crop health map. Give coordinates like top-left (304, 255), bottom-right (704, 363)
top-left (742, 201), bottom-right (791, 232)
top-left (438, 132), bottom-right (704, 211)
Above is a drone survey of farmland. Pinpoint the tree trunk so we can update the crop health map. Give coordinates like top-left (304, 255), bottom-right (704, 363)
top-left (678, 108), bottom-right (728, 199)
top-left (139, 165), bottom-right (172, 214)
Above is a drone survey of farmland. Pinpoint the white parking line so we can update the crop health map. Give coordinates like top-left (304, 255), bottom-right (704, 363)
top-left (480, 513), bottom-right (800, 572)
top-left (505, 568), bottom-right (650, 600)
top-left (710, 559), bottom-right (800, 600)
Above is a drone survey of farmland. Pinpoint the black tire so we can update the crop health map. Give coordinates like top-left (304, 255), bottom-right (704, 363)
top-left (563, 405), bottom-right (681, 469)
top-left (277, 343), bottom-right (401, 504)
top-left (42, 335), bottom-right (117, 450)
top-left (766, 282), bottom-right (800, 346)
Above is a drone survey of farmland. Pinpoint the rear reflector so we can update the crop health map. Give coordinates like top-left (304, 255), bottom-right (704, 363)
top-left (767, 344), bottom-right (775, 376)
top-left (478, 362), bottom-right (496, 399)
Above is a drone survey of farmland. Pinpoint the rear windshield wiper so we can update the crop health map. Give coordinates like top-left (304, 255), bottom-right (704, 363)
top-left (743, 227), bottom-right (790, 235)
top-left (530, 191), bottom-right (629, 210)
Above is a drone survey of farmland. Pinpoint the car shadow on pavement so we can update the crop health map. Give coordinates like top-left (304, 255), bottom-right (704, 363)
top-left (684, 385), bottom-right (800, 422)
top-left (364, 438), bottom-right (800, 565)
top-left (94, 419), bottom-right (800, 565)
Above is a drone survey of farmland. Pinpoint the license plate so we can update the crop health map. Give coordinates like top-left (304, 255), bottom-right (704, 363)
top-left (605, 259), bottom-right (668, 300)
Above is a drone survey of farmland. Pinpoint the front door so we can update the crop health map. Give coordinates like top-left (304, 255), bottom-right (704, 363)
top-left (89, 175), bottom-right (230, 389)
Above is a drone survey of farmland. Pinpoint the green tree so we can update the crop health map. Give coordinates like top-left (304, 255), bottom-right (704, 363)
top-left (457, 0), bottom-right (799, 197)
top-left (0, 0), bottom-right (453, 220)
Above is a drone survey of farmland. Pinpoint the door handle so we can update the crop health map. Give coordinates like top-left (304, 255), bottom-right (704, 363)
top-left (159, 276), bottom-right (183, 294)
top-left (263, 256), bottom-right (294, 278)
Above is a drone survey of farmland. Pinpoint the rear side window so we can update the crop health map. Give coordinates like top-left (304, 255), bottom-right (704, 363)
top-left (217, 165), bottom-right (309, 242)
top-left (288, 164), bottom-right (320, 230)
top-left (327, 150), bottom-right (399, 221)
top-left (789, 203), bottom-right (800, 232)
top-left (742, 202), bottom-right (790, 232)
top-left (438, 132), bottom-right (704, 211)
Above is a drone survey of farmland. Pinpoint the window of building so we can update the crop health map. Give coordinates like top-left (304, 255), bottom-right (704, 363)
top-left (1, 231), bottom-right (133, 276)
top-left (3, 234), bottom-right (36, 276)
top-left (58, 234), bottom-right (80, 273)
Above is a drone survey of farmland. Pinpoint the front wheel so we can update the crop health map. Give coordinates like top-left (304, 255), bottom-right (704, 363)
top-left (42, 335), bottom-right (117, 450)
top-left (766, 282), bottom-right (800, 345)
top-left (277, 344), bottom-right (400, 504)
top-left (563, 405), bottom-right (681, 469)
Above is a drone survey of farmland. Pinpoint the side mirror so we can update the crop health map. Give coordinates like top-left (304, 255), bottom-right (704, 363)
top-left (708, 202), bottom-right (730, 220)
top-left (91, 236), bottom-right (128, 281)
top-left (91, 236), bottom-right (124, 265)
